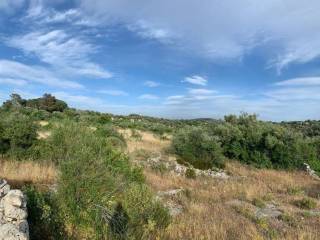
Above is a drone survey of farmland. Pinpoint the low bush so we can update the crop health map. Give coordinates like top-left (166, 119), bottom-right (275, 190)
top-left (172, 113), bottom-right (320, 171)
top-left (47, 122), bottom-right (169, 239)
top-left (121, 184), bottom-right (171, 239)
top-left (172, 126), bottom-right (225, 170)
top-left (0, 112), bottom-right (38, 159)
top-left (23, 186), bottom-right (66, 240)
top-left (185, 168), bottom-right (196, 179)
top-left (295, 198), bottom-right (317, 210)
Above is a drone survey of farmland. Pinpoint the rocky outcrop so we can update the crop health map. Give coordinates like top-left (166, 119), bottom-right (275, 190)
top-left (157, 188), bottom-right (185, 216)
top-left (0, 180), bottom-right (29, 240)
top-left (145, 154), bottom-right (230, 179)
top-left (303, 163), bottom-right (320, 180)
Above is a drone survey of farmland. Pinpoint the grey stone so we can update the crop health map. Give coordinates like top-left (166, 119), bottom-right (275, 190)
top-left (0, 223), bottom-right (28, 240)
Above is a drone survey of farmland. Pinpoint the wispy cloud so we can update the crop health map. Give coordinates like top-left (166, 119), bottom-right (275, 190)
top-left (183, 75), bottom-right (207, 86)
top-left (0, 60), bottom-right (83, 89)
top-left (127, 20), bottom-right (172, 42)
top-left (98, 89), bottom-right (128, 96)
top-left (139, 94), bottom-right (159, 100)
top-left (144, 81), bottom-right (160, 87)
top-left (188, 88), bottom-right (216, 95)
top-left (7, 30), bottom-right (112, 79)
top-left (265, 87), bottom-right (320, 101)
top-left (78, 0), bottom-right (320, 72)
top-left (275, 77), bottom-right (320, 87)
top-left (0, 78), bottom-right (27, 86)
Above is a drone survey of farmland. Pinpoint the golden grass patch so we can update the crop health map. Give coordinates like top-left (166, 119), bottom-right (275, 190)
top-left (0, 159), bottom-right (57, 186)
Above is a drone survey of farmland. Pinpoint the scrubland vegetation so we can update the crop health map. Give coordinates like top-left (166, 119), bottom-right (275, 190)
top-left (1, 93), bottom-right (320, 239)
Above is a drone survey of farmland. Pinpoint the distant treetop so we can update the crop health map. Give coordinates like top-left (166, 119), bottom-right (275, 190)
top-left (2, 93), bottom-right (68, 113)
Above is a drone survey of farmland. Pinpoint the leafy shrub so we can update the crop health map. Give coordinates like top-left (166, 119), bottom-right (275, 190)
top-left (295, 198), bottom-right (317, 209)
top-left (96, 124), bottom-right (126, 149)
top-left (122, 184), bottom-right (170, 239)
top-left (252, 198), bottom-right (266, 208)
top-left (172, 126), bottom-right (225, 170)
top-left (23, 186), bottom-right (66, 240)
top-left (185, 168), bottom-right (196, 179)
top-left (0, 112), bottom-right (38, 158)
top-left (0, 121), bottom-right (10, 155)
top-left (47, 122), bottom-right (169, 239)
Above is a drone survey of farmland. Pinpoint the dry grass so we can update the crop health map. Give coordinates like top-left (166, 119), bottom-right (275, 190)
top-left (144, 164), bottom-right (320, 240)
top-left (0, 159), bottom-right (57, 187)
top-left (128, 129), bottom-right (320, 240)
top-left (118, 128), bottom-right (171, 153)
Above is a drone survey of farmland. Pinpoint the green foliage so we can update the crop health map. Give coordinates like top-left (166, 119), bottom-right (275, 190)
top-left (287, 186), bottom-right (304, 196)
top-left (278, 213), bottom-right (297, 227)
top-left (295, 198), bottom-right (317, 209)
top-left (185, 168), bottom-right (196, 179)
top-left (150, 162), bottom-right (168, 175)
top-left (122, 184), bottom-right (171, 239)
top-left (172, 113), bottom-right (320, 171)
top-left (172, 126), bottom-right (225, 170)
top-left (0, 112), bottom-right (38, 158)
top-left (23, 186), bottom-right (66, 240)
top-left (3, 93), bottom-right (68, 113)
top-left (43, 122), bottom-right (168, 239)
top-left (26, 94), bottom-right (68, 112)
top-left (96, 124), bottom-right (127, 149)
top-left (0, 121), bottom-right (10, 155)
top-left (252, 198), bottom-right (266, 208)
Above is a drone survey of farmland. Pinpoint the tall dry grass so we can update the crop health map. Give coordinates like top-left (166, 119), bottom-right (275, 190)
top-left (0, 159), bottom-right (57, 186)
top-left (118, 128), bottom-right (171, 153)
top-left (144, 163), bottom-right (320, 240)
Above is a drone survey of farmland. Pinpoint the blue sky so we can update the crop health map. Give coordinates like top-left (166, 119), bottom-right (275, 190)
top-left (0, 0), bottom-right (320, 121)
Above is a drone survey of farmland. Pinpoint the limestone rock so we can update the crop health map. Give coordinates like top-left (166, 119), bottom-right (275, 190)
top-left (0, 223), bottom-right (28, 240)
top-left (303, 163), bottom-right (320, 180)
top-left (2, 191), bottom-right (25, 208)
top-left (3, 205), bottom-right (27, 221)
top-left (0, 181), bottom-right (29, 240)
top-left (255, 203), bottom-right (282, 219)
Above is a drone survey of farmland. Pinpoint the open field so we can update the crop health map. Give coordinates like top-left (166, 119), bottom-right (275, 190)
top-left (1, 122), bottom-right (320, 239)
top-left (125, 130), bottom-right (320, 240)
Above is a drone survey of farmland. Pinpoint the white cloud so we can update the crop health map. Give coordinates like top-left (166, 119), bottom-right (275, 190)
top-left (139, 94), bottom-right (159, 100)
top-left (78, 0), bottom-right (320, 71)
top-left (188, 88), bottom-right (216, 95)
top-left (0, 59), bottom-right (83, 89)
top-left (265, 87), bottom-right (320, 101)
top-left (275, 77), bottom-right (320, 87)
top-left (127, 20), bottom-right (172, 42)
top-left (7, 30), bottom-right (112, 79)
top-left (53, 91), bottom-right (105, 107)
top-left (144, 81), bottom-right (160, 87)
top-left (98, 89), bottom-right (128, 96)
top-left (0, 78), bottom-right (27, 86)
top-left (183, 75), bottom-right (207, 86)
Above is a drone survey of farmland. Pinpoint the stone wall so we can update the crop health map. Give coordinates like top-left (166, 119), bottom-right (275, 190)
top-left (0, 180), bottom-right (29, 240)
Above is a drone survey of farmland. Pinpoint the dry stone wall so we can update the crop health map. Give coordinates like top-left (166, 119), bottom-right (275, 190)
top-left (0, 180), bottom-right (29, 240)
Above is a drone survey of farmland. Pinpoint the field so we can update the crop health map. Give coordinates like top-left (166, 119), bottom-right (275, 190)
top-left (2, 127), bottom-right (319, 239)
top-left (1, 95), bottom-right (320, 239)
top-left (127, 130), bottom-right (320, 240)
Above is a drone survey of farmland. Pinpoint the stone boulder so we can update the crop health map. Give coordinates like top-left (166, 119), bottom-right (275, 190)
top-left (0, 180), bottom-right (29, 240)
